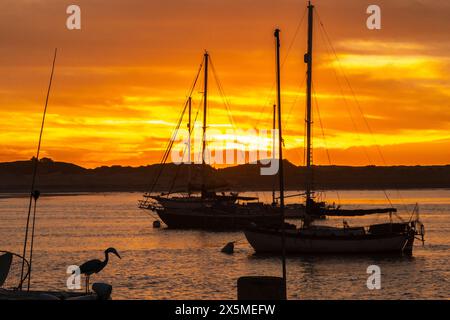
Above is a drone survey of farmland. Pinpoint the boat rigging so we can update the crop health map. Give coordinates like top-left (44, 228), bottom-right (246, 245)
top-left (244, 1), bottom-right (425, 254)
top-left (139, 52), bottom-right (283, 230)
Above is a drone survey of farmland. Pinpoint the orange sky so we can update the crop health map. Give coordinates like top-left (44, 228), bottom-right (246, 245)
top-left (0, 0), bottom-right (449, 168)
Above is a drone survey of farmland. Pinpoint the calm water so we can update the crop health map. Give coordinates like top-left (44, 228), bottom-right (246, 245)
top-left (0, 190), bottom-right (449, 299)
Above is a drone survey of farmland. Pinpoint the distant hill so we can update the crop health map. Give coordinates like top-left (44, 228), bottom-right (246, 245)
top-left (0, 158), bottom-right (449, 193)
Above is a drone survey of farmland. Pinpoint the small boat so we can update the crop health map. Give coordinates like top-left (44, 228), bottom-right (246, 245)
top-left (244, 2), bottom-right (425, 254)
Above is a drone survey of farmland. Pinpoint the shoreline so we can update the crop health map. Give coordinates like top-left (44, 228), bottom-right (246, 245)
top-left (1, 187), bottom-right (449, 199)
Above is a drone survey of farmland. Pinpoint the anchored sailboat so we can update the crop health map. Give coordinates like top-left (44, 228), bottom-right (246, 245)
top-left (244, 1), bottom-right (425, 254)
top-left (139, 52), bottom-right (282, 230)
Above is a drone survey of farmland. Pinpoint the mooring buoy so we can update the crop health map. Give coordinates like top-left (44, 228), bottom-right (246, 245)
top-left (153, 220), bottom-right (161, 228)
top-left (221, 242), bottom-right (234, 254)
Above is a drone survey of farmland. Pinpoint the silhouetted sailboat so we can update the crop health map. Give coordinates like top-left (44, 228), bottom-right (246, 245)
top-left (244, 2), bottom-right (425, 254)
top-left (139, 52), bottom-right (282, 230)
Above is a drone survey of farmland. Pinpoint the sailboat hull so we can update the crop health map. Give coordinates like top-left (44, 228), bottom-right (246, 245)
top-left (156, 209), bottom-right (282, 230)
top-left (244, 228), bottom-right (414, 254)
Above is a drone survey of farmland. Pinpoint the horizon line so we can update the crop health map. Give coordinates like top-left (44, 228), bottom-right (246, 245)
top-left (2, 157), bottom-right (449, 170)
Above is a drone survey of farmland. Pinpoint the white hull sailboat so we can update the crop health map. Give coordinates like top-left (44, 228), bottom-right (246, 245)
top-left (245, 224), bottom-right (416, 254)
top-left (244, 2), bottom-right (424, 255)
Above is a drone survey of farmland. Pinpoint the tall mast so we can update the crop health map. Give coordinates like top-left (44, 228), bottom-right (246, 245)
top-left (304, 1), bottom-right (314, 212)
top-left (187, 96), bottom-right (192, 194)
top-left (274, 28), bottom-right (287, 299)
top-left (201, 52), bottom-right (209, 194)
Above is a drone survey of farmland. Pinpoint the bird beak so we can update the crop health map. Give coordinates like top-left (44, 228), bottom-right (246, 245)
top-left (115, 252), bottom-right (121, 259)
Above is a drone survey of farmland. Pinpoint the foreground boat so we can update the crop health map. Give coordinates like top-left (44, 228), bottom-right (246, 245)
top-left (0, 287), bottom-right (112, 300)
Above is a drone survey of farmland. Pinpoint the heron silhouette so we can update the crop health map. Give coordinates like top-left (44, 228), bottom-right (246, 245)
top-left (78, 247), bottom-right (121, 293)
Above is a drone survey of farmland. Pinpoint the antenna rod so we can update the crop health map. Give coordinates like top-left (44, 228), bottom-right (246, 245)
top-left (201, 52), bottom-right (209, 195)
top-left (305, 1), bottom-right (314, 213)
top-left (274, 29), bottom-right (287, 299)
top-left (272, 104), bottom-right (276, 205)
top-left (27, 191), bottom-right (40, 290)
top-left (188, 96), bottom-right (192, 194)
top-left (19, 48), bottom-right (57, 290)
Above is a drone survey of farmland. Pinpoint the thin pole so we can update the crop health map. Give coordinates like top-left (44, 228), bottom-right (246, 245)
top-left (201, 52), bottom-right (208, 194)
top-left (305, 1), bottom-right (314, 213)
top-left (188, 96), bottom-right (192, 194)
top-left (272, 104), bottom-right (276, 205)
top-left (27, 192), bottom-right (40, 290)
top-left (274, 29), bottom-right (287, 299)
top-left (19, 48), bottom-right (57, 290)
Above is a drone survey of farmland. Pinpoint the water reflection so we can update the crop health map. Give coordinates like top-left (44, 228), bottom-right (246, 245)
top-left (0, 190), bottom-right (449, 299)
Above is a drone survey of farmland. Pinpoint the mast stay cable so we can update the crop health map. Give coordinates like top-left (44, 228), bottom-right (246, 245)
top-left (315, 8), bottom-right (408, 218)
top-left (312, 83), bottom-right (341, 204)
top-left (145, 58), bottom-right (204, 195)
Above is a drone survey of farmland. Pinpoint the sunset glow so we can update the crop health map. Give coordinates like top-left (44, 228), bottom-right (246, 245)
top-left (0, 0), bottom-right (449, 167)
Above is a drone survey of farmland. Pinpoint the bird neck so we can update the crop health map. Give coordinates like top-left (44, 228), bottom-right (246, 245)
top-left (104, 251), bottom-right (110, 265)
